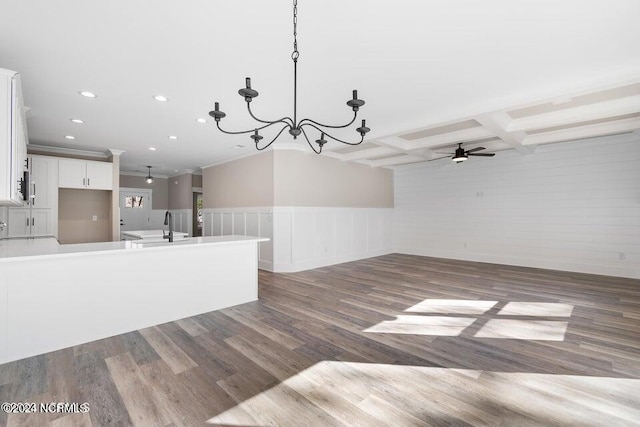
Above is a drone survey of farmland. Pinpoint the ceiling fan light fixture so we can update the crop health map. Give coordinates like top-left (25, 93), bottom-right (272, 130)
top-left (452, 155), bottom-right (468, 163)
top-left (145, 166), bottom-right (154, 184)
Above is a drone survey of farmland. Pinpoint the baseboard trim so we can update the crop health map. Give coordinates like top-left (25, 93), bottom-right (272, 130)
top-left (273, 249), bottom-right (393, 273)
top-left (394, 247), bottom-right (640, 279)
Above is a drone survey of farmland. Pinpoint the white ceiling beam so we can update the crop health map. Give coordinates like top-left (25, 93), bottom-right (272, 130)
top-left (475, 112), bottom-right (534, 154)
top-left (376, 136), bottom-right (437, 161)
top-left (376, 136), bottom-right (412, 151)
top-left (340, 146), bottom-right (398, 161)
top-left (508, 95), bottom-right (640, 132)
top-left (404, 127), bottom-right (495, 150)
top-left (364, 154), bottom-right (427, 168)
top-left (523, 118), bottom-right (640, 145)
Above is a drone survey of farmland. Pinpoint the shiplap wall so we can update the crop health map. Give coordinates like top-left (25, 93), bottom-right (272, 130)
top-left (393, 134), bottom-right (640, 279)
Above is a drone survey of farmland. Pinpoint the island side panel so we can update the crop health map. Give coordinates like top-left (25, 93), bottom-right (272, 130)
top-left (0, 276), bottom-right (7, 363)
top-left (3, 241), bottom-right (259, 364)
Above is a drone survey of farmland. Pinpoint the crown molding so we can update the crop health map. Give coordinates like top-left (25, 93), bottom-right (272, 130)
top-left (120, 171), bottom-right (169, 179)
top-left (107, 148), bottom-right (126, 156)
top-left (28, 144), bottom-right (109, 159)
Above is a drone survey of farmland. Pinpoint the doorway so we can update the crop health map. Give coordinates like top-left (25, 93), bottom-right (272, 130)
top-left (193, 192), bottom-right (203, 237)
top-left (119, 188), bottom-right (151, 234)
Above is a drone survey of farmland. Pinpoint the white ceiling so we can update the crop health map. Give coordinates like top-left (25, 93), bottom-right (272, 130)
top-left (1, 0), bottom-right (639, 175)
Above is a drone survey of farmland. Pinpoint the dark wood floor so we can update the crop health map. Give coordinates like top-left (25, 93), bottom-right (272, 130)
top-left (1, 254), bottom-right (640, 426)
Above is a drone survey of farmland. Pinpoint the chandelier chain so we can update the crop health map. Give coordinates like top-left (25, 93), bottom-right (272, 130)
top-left (292, 0), bottom-right (299, 60)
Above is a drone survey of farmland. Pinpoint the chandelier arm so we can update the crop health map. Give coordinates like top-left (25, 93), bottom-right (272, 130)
top-left (300, 127), bottom-right (322, 154)
top-left (298, 111), bottom-right (357, 129)
top-left (247, 103), bottom-right (294, 127)
top-left (255, 125), bottom-right (291, 151)
top-left (300, 123), bottom-right (364, 146)
top-left (216, 120), bottom-right (290, 135)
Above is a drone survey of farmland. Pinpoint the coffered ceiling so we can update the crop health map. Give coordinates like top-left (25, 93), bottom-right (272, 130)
top-left (1, 0), bottom-right (639, 174)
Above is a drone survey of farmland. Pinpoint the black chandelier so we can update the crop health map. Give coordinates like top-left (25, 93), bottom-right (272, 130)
top-left (209, 0), bottom-right (370, 154)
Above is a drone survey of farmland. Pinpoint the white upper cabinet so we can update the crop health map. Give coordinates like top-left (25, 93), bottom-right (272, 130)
top-left (85, 161), bottom-right (113, 190)
top-left (30, 156), bottom-right (58, 208)
top-left (0, 68), bottom-right (28, 206)
top-left (58, 159), bottom-right (87, 189)
top-left (59, 159), bottom-right (113, 190)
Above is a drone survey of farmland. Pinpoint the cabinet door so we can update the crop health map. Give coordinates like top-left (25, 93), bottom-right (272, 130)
top-left (0, 207), bottom-right (7, 238)
top-left (7, 208), bottom-right (29, 237)
top-left (30, 156), bottom-right (58, 209)
top-left (30, 209), bottom-right (51, 236)
top-left (86, 161), bottom-right (113, 190)
top-left (58, 159), bottom-right (86, 189)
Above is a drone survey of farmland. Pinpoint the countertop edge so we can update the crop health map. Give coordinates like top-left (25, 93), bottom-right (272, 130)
top-left (0, 236), bottom-right (269, 263)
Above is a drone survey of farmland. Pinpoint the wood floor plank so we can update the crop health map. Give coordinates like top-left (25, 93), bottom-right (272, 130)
top-left (49, 413), bottom-right (93, 427)
top-left (104, 352), bottom-right (172, 427)
top-left (73, 351), bottom-right (133, 427)
top-left (0, 254), bottom-right (638, 426)
top-left (138, 326), bottom-right (197, 375)
top-left (174, 317), bottom-right (208, 337)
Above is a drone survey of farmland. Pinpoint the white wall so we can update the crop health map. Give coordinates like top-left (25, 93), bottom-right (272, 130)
top-left (202, 207), bottom-right (393, 272)
top-left (393, 134), bottom-right (640, 279)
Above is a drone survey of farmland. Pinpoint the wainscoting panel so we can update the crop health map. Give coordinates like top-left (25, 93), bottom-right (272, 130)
top-left (273, 207), bottom-right (393, 272)
top-left (169, 209), bottom-right (192, 236)
top-left (202, 208), bottom-right (273, 271)
top-left (202, 207), bottom-right (393, 273)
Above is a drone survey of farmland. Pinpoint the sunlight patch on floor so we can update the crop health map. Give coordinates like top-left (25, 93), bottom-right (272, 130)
top-left (207, 361), bottom-right (640, 426)
top-left (475, 319), bottom-right (569, 341)
top-left (363, 315), bottom-right (476, 336)
top-left (404, 299), bottom-right (498, 314)
top-left (498, 302), bottom-right (574, 317)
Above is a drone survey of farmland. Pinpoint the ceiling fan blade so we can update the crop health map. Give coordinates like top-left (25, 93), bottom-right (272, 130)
top-left (465, 147), bottom-right (485, 153)
top-left (468, 153), bottom-right (495, 157)
top-left (435, 152), bottom-right (455, 155)
top-left (427, 156), bottom-right (452, 162)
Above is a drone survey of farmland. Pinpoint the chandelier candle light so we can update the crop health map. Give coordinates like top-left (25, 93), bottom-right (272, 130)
top-left (209, 0), bottom-right (370, 154)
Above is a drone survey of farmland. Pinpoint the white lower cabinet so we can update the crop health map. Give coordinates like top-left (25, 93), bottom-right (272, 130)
top-left (7, 208), bottom-right (30, 237)
top-left (7, 206), bottom-right (55, 238)
top-left (31, 209), bottom-right (52, 236)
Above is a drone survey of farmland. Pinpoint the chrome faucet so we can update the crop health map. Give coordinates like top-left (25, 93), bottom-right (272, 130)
top-left (163, 211), bottom-right (173, 242)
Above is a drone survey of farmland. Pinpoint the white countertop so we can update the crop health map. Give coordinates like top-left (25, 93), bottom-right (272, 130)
top-left (0, 235), bottom-right (268, 262)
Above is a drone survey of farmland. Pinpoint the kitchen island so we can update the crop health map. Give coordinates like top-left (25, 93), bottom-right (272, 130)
top-left (0, 235), bottom-right (267, 364)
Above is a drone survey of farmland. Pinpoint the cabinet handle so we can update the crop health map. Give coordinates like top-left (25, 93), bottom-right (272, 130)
top-left (26, 217), bottom-right (29, 226)
top-left (32, 217), bottom-right (34, 226)
top-left (88, 178), bottom-right (90, 186)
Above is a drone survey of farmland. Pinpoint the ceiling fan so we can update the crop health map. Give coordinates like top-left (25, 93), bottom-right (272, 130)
top-left (434, 143), bottom-right (496, 163)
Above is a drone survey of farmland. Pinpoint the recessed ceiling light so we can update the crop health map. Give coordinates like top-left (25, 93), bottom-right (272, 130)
top-left (79, 91), bottom-right (97, 98)
top-left (70, 119), bottom-right (84, 124)
top-left (153, 95), bottom-right (168, 102)
top-left (233, 144), bottom-right (245, 149)
top-left (64, 135), bottom-right (76, 140)
top-left (196, 118), bottom-right (207, 124)
top-left (149, 147), bottom-right (157, 151)
top-left (168, 135), bottom-right (178, 140)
